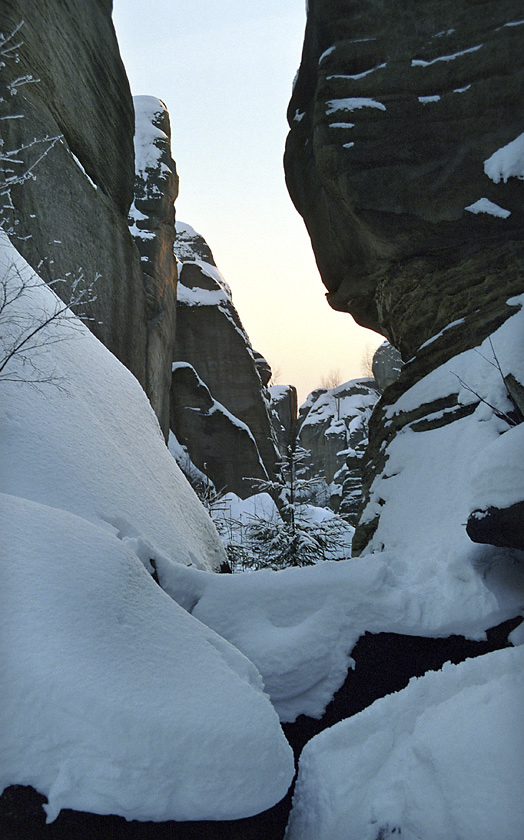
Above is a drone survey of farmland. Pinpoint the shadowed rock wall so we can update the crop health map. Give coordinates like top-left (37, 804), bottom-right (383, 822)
top-left (285, 0), bottom-right (524, 359)
top-left (285, 0), bottom-right (524, 556)
top-left (0, 2), bottom-right (177, 435)
top-left (173, 224), bottom-right (280, 491)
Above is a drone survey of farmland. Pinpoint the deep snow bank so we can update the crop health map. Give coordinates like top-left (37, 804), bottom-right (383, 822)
top-left (0, 234), bottom-right (294, 821)
top-left (0, 493), bottom-right (294, 822)
top-left (0, 232), bottom-right (223, 571)
top-left (285, 646), bottom-right (524, 840)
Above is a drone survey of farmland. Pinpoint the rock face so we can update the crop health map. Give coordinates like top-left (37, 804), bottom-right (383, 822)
top-left (0, 4), bottom-right (177, 436)
top-left (296, 379), bottom-right (379, 518)
top-left (285, 0), bottom-right (524, 359)
top-left (285, 0), bottom-right (524, 556)
top-left (372, 341), bottom-right (403, 392)
top-left (268, 385), bottom-right (298, 455)
top-left (129, 96), bottom-right (179, 436)
top-left (170, 363), bottom-right (268, 497)
top-left (173, 222), bottom-right (279, 494)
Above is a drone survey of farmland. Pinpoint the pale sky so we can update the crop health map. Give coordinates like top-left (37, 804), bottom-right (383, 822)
top-left (112, 0), bottom-right (383, 404)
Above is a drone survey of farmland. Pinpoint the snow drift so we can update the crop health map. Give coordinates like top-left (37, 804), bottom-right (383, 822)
top-left (0, 233), bottom-right (294, 822)
top-left (285, 646), bottom-right (524, 840)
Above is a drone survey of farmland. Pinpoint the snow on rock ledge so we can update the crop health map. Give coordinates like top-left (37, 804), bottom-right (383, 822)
top-left (0, 493), bottom-right (294, 823)
top-left (285, 646), bottom-right (524, 840)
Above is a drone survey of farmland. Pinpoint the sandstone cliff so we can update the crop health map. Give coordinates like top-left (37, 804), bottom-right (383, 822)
top-left (285, 0), bottom-right (524, 556)
top-left (173, 222), bottom-right (279, 495)
top-left (296, 378), bottom-right (379, 519)
top-left (0, 4), bottom-right (177, 436)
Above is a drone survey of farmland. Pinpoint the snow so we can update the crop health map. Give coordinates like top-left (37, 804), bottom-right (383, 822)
top-left (0, 235), bottom-right (223, 572)
top-left (285, 646), bottom-right (524, 840)
top-left (326, 63), bottom-right (387, 81)
top-left (293, 109), bottom-right (305, 122)
top-left (484, 132), bottom-right (524, 183)
top-left (0, 233), bottom-right (295, 821)
top-left (418, 94), bottom-right (441, 103)
top-left (145, 304), bottom-right (524, 725)
top-left (132, 95), bottom-right (168, 180)
top-left (318, 45), bottom-right (335, 64)
top-left (411, 43), bottom-right (483, 67)
top-left (501, 18), bottom-right (524, 28)
top-left (329, 121), bottom-right (355, 128)
top-left (419, 317), bottom-right (465, 350)
top-left (326, 97), bottom-right (386, 114)
top-left (300, 379), bottom-right (377, 433)
top-left (343, 142), bottom-right (355, 149)
top-left (67, 148), bottom-right (97, 190)
top-left (465, 197), bottom-right (511, 218)
top-left (0, 493), bottom-right (294, 823)
top-left (469, 423), bottom-right (524, 513)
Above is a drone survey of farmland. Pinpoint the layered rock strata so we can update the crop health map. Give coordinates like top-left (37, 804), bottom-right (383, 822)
top-left (173, 222), bottom-right (279, 493)
top-left (285, 0), bottom-right (524, 358)
top-left (285, 0), bottom-right (524, 556)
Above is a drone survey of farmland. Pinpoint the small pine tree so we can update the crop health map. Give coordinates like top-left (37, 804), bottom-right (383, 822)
top-left (230, 441), bottom-right (352, 570)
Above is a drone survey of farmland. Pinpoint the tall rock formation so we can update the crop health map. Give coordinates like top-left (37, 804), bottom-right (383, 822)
top-left (296, 379), bottom-right (379, 518)
top-left (129, 96), bottom-right (179, 435)
top-left (285, 0), bottom-right (524, 557)
top-left (172, 222), bottom-right (279, 495)
top-left (0, 3), bottom-right (176, 436)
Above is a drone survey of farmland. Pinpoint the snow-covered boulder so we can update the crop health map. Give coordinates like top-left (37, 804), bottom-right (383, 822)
top-left (0, 235), bottom-right (222, 571)
top-left (0, 494), bottom-right (294, 823)
top-left (285, 646), bottom-right (524, 840)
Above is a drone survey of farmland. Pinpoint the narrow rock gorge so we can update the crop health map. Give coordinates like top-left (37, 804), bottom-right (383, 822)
top-left (1, 1), bottom-right (523, 839)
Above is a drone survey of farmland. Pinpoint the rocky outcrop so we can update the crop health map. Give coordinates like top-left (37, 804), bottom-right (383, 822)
top-left (285, 0), bottom-right (524, 360)
top-left (285, 0), bottom-right (524, 559)
top-left (173, 222), bottom-right (279, 491)
top-left (296, 379), bottom-right (379, 517)
top-left (372, 341), bottom-right (403, 392)
top-left (0, 5), bottom-right (178, 436)
top-left (170, 363), bottom-right (268, 497)
top-left (467, 501), bottom-right (524, 551)
top-left (129, 96), bottom-right (179, 436)
top-left (269, 385), bottom-right (298, 455)
top-left (0, 4), bottom-right (145, 378)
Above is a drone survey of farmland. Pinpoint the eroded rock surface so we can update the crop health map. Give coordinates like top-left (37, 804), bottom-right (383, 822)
top-left (285, 0), bottom-right (524, 360)
top-left (286, 0), bottom-right (524, 557)
top-left (173, 222), bottom-right (279, 491)
top-left (170, 363), bottom-right (268, 497)
top-left (296, 379), bottom-right (379, 517)
top-left (129, 96), bottom-right (179, 436)
top-left (0, 2), bottom-right (148, 387)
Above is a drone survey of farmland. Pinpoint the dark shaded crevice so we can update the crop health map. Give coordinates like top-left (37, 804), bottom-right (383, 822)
top-left (282, 616), bottom-right (522, 761)
top-left (1, 617), bottom-right (520, 840)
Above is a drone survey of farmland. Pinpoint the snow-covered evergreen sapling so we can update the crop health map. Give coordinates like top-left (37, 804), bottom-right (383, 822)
top-left (234, 442), bottom-right (351, 570)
